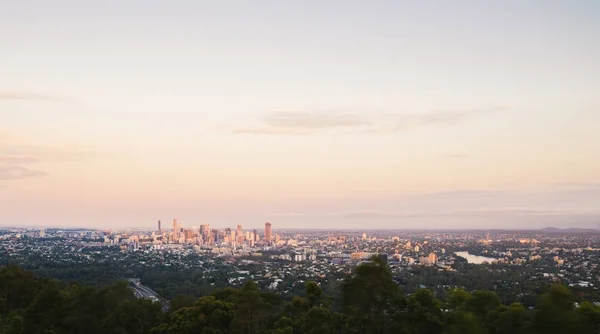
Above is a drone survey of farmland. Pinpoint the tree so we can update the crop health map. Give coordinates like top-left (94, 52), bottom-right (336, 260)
top-left (297, 307), bottom-right (335, 334)
top-left (407, 289), bottom-right (444, 334)
top-left (233, 281), bottom-right (279, 334)
top-left (445, 311), bottom-right (485, 334)
top-left (152, 296), bottom-right (235, 334)
top-left (487, 303), bottom-right (531, 334)
top-left (533, 284), bottom-right (581, 334)
top-left (0, 264), bottom-right (45, 314)
top-left (466, 290), bottom-right (501, 321)
top-left (168, 294), bottom-right (196, 313)
top-left (270, 316), bottom-right (294, 334)
top-left (21, 280), bottom-right (69, 333)
top-left (341, 256), bottom-right (405, 333)
top-left (577, 301), bottom-right (600, 334)
top-left (445, 289), bottom-right (472, 311)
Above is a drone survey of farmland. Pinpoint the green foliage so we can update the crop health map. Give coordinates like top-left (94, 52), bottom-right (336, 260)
top-left (3, 264), bottom-right (600, 334)
top-left (532, 284), bottom-right (582, 334)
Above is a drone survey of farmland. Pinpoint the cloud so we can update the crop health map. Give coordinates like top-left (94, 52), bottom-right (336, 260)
top-left (272, 184), bottom-right (599, 228)
top-left (0, 156), bottom-right (39, 164)
top-left (232, 106), bottom-right (508, 135)
top-left (444, 153), bottom-right (469, 159)
top-left (0, 144), bottom-right (98, 162)
top-left (422, 189), bottom-right (511, 199)
top-left (273, 210), bottom-right (438, 219)
top-left (452, 207), bottom-right (579, 216)
top-left (0, 92), bottom-right (62, 102)
top-left (0, 130), bottom-right (103, 182)
top-left (263, 111), bottom-right (368, 129)
top-left (549, 182), bottom-right (600, 190)
top-left (0, 134), bottom-right (102, 162)
top-left (332, 211), bottom-right (431, 219)
top-left (273, 207), bottom-right (597, 221)
top-left (232, 111), bottom-right (370, 135)
top-left (232, 127), bottom-right (315, 135)
top-left (0, 165), bottom-right (48, 180)
top-left (361, 106), bottom-right (509, 134)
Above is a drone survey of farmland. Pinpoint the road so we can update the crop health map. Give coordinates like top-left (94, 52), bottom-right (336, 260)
top-left (128, 279), bottom-right (170, 311)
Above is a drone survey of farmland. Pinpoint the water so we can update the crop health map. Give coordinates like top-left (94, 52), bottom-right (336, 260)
top-left (454, 251), bottom-right (497, 264)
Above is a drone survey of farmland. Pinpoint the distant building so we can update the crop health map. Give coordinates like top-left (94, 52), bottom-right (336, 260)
top-left (351, 252), bottom-right (374, 261)
top-left (419, 252), bottom-right (437, 265)
top-left (236, 225), bottom-right (244, 244)
top-left (265, 222), bottom-right (272, 245)
top-left (172, 218), bottom-right (179, 242)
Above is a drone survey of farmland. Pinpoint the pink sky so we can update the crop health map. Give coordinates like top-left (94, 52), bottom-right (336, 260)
top-left (1, 1), bottom-right (599, 229)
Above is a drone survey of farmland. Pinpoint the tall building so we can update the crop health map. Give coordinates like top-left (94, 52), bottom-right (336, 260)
top-left (420, 252), bottom-right (438, 265)
top-left (172, 218), bottom-right (179, 242)
top-left (236, 225), bottom-right (244, 244)
top-left (201, 224), bottom-right (210, 240)
top-left (158, 220), bottom-right (161, 233)
top-left (224, 228), bottom-right (232, 243)
top-left (428, 252), bottom-right (438, 264)
top-left (264, 222), bottom-right (272, 245)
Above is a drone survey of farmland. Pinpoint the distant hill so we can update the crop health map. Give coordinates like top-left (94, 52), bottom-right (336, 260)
top-left (541, 227), bottom-right (600, 234)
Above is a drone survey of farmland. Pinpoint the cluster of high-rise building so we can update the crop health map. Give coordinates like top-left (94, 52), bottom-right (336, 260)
top-left (153, 219), bottom-right (275, 247)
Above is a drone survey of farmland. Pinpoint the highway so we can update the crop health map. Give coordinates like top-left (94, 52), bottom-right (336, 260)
top-left (128, 279), bottom-right (170, 311)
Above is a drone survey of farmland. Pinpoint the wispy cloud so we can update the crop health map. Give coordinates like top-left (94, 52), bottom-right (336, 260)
top-left (549, 182), bottom-right (600, 190)
top-left (0, 132), bottom-right (102, 162)
top-left (332, 211), bottom-right (431, 219)
top-left (273, 207), bottom-right (596, 220)
top-left (273, 210), bottom-right (438, 219)
top-left (361, 106), bottom-right (509, 134)
top-left (444, 153), bottom-right (469, 159)
top-left (422, 189), bottom-right (511, 199)
top-left (231, 106), bottom-right (509, 135)
top-left (0, 165), bottom-right (48, 180)
top-left (452, 207), bottom-right (579, 216)
top-left (0, 91), bottom-right (63, 102)
top-left (232, 127), bottom-right (315, 135)
top-left (0, 156), bottom-right (39, 164)
top-left (0, 129), bottom-right (104, 182)
top-left (0, 144), bottom-right (99, 162)
top-left (232, 111), bottom-right (370, 135)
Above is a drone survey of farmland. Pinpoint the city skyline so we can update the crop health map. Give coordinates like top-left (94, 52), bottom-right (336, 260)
top-left (1, 1), bottom-right (599, 229)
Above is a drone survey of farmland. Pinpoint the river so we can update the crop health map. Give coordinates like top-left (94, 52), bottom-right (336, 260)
top-left (454, 251), bottom-right (497, 264)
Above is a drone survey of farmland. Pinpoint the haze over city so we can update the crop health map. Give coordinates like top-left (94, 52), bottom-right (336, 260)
top-left (1, 1), bottom-right (599, 229)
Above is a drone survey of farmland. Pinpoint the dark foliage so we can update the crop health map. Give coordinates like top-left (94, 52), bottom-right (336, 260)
top-left (2, 257), bottom-right (600, 334)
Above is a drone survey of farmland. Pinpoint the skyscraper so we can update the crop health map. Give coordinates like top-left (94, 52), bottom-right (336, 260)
top-left (172, 218), bottom-right (179, 242)
top-left (158, 220), bottom-right (161, 233)
top-left (201, 224), bottom-right (210, 239)
top-left (264, 222), bottom-right (272, 245)
top-left (236, 225), bottom-right (244, 244)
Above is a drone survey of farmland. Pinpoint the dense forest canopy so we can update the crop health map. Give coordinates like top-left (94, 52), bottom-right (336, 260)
top-left (2, 257), bottom-right (600, 334)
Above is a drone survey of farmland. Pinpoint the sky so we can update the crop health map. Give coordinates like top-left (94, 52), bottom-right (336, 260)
top-left (1, 0), bottom-right (599, 229)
